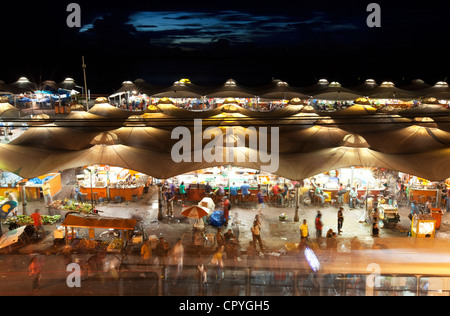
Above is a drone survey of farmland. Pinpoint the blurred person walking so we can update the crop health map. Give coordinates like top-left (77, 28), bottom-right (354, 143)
top-left (140, 239), bottom-right (152, 264)
top-left (211, 246), bottom-right (224, 280)
top-left (337, 207), bottom-right (344, 235)
top-left (28, 255), bottom-right (42, 291)
top-left (30, 209), bottom-right (45, 237)
top-left (172, 238), bottom-right (184, 279)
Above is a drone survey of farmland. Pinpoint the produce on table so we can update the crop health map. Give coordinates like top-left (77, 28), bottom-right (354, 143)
top-left (48, 199), bottom-right (93, 214)
top-left (62, 202), bottom-right (93, 214)
top-left (108, 238), bottom-right (123, 250)
top-left (3, 214), bottom-right (61, 225)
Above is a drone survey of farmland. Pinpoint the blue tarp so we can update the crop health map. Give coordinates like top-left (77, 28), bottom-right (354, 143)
top-left (209, 210), bottom-right (230, 227)
top-left (209, 210), bottom-right (224, 227)
top-left (28, 176), bottom-right (52, 184)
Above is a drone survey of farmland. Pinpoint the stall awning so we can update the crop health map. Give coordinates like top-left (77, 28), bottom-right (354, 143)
top-left (62, 214), bottom-right (137, 230)
top-left (109, 91), bottom-right (126, 98)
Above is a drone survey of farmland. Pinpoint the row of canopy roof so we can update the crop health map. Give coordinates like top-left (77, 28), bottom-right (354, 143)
top-left (2, 96), bottom-right (450, 181)
top-left (2, 77), bottom-right (450, 101)
top-left (111, 78), bottom-right (450, 100)
top-left (0, 77), bottom-right (81, 95)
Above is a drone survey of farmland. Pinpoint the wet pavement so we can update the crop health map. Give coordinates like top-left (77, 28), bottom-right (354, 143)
top-left (4, 181), bottom-right (446, 255)
top-left (1, 173), bottom-right (450, 296)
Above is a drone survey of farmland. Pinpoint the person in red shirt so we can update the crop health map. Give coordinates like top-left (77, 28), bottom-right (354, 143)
top-left (30, 209), bottom-right (44, 236)
top-left (272, 183), bottom-right (280, 205)
top-left (315, 211), bottom-right (323, 238)
top-left (222, 196), bottom-right (231, 226)
top-left (272, 184), bottom-right (280, 195)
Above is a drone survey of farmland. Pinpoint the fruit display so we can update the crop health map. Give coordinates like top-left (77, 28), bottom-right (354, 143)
top-left (107, 238), bottom-right (123, 252)
top-left (48, 200), bottom-right (94, 214)
top-left (3, 214), bottom-right (61, 225)
top-left (63, 202), bottom-right (93, 214)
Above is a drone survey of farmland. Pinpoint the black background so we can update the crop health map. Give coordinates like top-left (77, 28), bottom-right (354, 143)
top-left (0, 0), bottom-right (448, 93)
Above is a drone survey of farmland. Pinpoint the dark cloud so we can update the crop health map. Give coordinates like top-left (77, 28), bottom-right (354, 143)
top-left (0, 0), bottom-right (448, 93)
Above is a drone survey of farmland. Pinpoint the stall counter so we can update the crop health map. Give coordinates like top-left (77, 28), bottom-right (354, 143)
top-left (410, 188), bottom-right (439, 207)
top-left (324, 188), bottom-right (385, 203)
top-left (80, 185), bottom-right (144, 201)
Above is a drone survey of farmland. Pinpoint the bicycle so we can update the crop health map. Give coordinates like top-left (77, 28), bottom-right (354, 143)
top-left (99, 228), bottom-right (120, 239)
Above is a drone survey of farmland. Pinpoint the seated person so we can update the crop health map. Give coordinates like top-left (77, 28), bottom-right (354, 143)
top-left (205, 182), bottom-right (212, 195)
top-left (424, 198), bottom-right (432, 213)
top-left (71, 185), bottom-right (83, 202)
top-left (214, 185), bottom-right (225, 196)
top-left (229, 182), bottom-right (238, 203)
top-left (223, 228), bottom-right (235, 243)
top-left (314, 184), bottom-right (328, 205)
top-left (240, 181), bottom-right (250, 201)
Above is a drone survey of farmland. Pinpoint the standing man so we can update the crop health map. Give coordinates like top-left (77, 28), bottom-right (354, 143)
top-left (337, 207), bottom-right (344, 235)
top-left (164, 188), bottom-right (175, 217)
top-left (42, 181), bottom-right (52, 206)
top-left (337, 183), bottom-right (346, 208)
top-left (349, 187), bottom-right (358, 209)
top-left (251, 220), bottom-right (264, 252)
top-left (256, 189), bottom-right (265, 215)
top-left (315, 211), bottom-right (323, 238)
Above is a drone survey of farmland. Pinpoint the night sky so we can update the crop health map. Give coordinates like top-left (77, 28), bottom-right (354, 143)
top-left (0, 0), bottom-right (448, 93)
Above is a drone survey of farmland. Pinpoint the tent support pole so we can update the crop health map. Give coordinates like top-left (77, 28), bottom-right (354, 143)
top-left (294, 183), bottom-right (300, 222)
top-left (158, 182), bottom-right (164, 221)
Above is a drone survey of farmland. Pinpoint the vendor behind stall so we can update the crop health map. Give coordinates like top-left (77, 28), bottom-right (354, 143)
top-left (4, 191), bottom-right (17, 203)
top-left (3, 191), bottom-right (18, 217)
top-left (229, 182), bottom-right (238, 203)
top-left (205, 182), bottom-right (212, 194)
top-left (241, 181), bottom-right (250, 202)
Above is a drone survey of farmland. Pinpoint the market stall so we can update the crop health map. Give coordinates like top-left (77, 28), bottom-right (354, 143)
top-left (378, 203), bottom-right (400, 227)
top-left (312, 168), bottom-right (387, 203)
top-left (24, 173), bottom-right (61, 200)
top-left (0, 171), bottom-right (61, 201)
top-left (78, 165), bottom-right (150, 202)
top-left (409, 187), bottom-right (440, 206)
top-left (60, 213), bottom-right (137, 251)
top-left (411, 214), bottom-right (436, 238)
top-left (171, 166), bottom-right (286, 202)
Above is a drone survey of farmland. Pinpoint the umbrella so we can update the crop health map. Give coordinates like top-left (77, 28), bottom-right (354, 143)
top-left (181, 205), bottom-right (210, 219)
top-left (1, 200), bottom-right (18, 219)
top-left (0, 225), bottom-right (26, 249)
top-left (198, 197), bottom-right (215, 212)
top-left (210, 210), bottom-right (225, 227)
